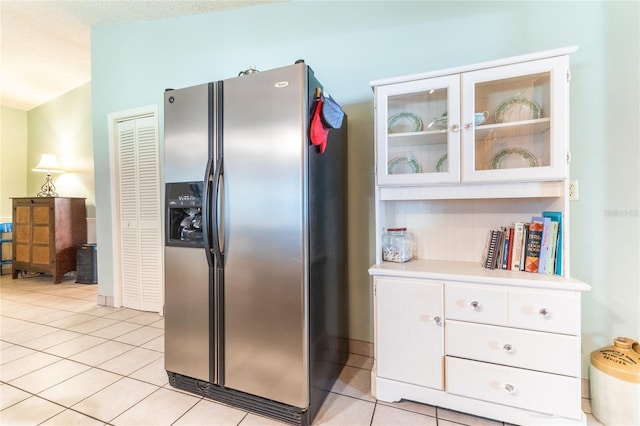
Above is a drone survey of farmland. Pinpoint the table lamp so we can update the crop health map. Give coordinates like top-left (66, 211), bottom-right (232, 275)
top-left (33, 154), bottom-right (64, 197)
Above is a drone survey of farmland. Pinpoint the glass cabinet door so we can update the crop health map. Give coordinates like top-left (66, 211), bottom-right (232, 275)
top-left (461, 56), bottom-right (569, 182)
top-left (376, 75), bottom-right (460, 186)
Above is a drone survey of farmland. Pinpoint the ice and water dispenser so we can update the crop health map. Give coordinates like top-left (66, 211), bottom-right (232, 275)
top-left (166, 181), bottom-right (204, 246)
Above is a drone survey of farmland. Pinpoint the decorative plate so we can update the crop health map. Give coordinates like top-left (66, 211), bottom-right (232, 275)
top-left (435, 154), bottom-right (448, 172)
top-left (490, 147), bottom-right (538, 170)
top-left (495, 97), bottom-right (541, 123)
top-left (388, 156), bottom-right (422, 174)
top-left (388, 112), bottom-right (423, 133)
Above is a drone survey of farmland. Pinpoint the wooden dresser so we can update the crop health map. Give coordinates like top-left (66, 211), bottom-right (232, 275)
top-left (12, 197), bottom-right (87, 284)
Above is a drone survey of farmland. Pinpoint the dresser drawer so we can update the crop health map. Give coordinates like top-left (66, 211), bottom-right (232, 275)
top-left (445, 320), bottom-right (579, 376)
top-left (445, 284), bottom-right (507, 325)
top-left (446, 357), bottom-right (581, 420)
top-left (508, 288), bottom-right (580, 335)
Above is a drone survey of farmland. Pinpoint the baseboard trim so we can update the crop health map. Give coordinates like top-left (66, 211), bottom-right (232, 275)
top-left (97, 294), bottom-right (114, 307)
top-left (348, 339), bottom-right (373, 358)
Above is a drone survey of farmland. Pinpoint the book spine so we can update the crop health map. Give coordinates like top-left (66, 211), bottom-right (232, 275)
top-left (484, 230), bottom-right (499, 269)
top-left (501, 227), bottom-right (511, 270)
top-left (506, 226), bottom-right (514, 271)
top-left (511, 223), bottom-right (524, 271)
top-left (536, 217), bottom-right (552, 274)
top-left (494, 229), bottom-right (505, 270)
top-left (545, 221), bottom-right (559, 276)
top-left (520, 223), bottom-right (529, 271)
top-left (524, 221), bottom-right (543, 273)
top-left (542, 211), bottom-right (563, 276)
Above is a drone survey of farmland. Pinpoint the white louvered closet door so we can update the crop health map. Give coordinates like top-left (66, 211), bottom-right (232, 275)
top-left (116, 115), bottom-right (163, 312)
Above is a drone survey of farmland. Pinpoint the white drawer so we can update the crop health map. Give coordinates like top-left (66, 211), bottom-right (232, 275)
top-left (508, 288), bottom-right (580, 335)
top-left (446, 357), bottom-right (581, 420)
top-left (445, 284), bottom-right (507, 325)
top-left (445, 320), bottom-right (580, 376)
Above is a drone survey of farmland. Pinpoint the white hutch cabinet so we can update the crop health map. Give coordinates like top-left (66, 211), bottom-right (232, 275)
top-left (369, 47), bottom-right (591, 425)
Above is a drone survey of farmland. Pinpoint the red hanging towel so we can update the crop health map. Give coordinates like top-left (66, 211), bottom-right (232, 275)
top-left (310, 97), bottom-right (329, 154)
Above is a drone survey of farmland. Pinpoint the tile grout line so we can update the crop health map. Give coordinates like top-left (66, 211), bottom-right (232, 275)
top-left (1, 381), bottom-right (115, 426)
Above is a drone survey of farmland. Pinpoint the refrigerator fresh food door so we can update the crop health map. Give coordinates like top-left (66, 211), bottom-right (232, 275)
top-left (164, 83), bottom-right (217, 384)
top-left (221, 64), bottom-right (309, 408)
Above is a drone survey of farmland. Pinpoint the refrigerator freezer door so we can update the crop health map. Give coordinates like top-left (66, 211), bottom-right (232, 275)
top-left (164, 83), bottom-right (216, 384)
top-left (164, 83), bottom-right (212, 183)
top-left (164, 246), bottom-right (211, 382)
top-left (222, 64), bottom-right (309, 408)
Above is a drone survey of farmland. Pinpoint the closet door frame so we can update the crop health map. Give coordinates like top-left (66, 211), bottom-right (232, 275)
top-left (107, 105), bottom-right (163, 313)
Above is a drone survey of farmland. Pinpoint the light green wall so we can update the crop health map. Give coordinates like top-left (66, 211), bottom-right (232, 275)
top-left (91, 1), bottom-right (639, 374)
top-left (0, 84), bottom-right (94, 221)
top-left (0, 106), bottom-right (28, 221)
top-left (27, 83), bottom-right (95, 217)
top-left (570, 1), bottom-right (640, 373)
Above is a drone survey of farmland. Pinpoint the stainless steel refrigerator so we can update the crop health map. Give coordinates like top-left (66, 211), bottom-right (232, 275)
top-left (163, 63), bottom-right (348, 425)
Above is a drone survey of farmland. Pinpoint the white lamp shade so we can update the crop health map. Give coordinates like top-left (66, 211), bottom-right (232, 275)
top-left (33, 154), bottom-right (64, 173)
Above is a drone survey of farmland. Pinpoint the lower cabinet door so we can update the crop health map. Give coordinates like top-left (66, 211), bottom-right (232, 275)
top-left (376, 277), bottom-right (444, 389)
top-left (446, 357), bottom-right (581, 420)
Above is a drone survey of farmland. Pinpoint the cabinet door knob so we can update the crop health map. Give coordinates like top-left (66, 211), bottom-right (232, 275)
top-left (504, 384), bottom-right (517, 394)
top-left (433, 316), bottom-right (442, 326)
top-left (538, 308), bottom-right (551, 318)
top-left (469, 301), bottom-right (480, 311)
top-left (450, 124), bottom-right (460, 132)
top-left (464, 122), bottom-right (473, 130)
top-left (503, 343), bottom-right (514, 353)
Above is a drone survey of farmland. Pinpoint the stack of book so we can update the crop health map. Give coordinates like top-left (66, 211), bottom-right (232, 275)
top-left (483, 211), bottom-right (563, 276)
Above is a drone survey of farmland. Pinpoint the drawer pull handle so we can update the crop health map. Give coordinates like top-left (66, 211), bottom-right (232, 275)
top-left (504, 384), bottom-right (516, 394)
top-left (433, 316), bottom-right (442, 326)
top-left (538, 308), bottom-right (551, 318)
top-left (469, 301), bottom-right (480, 311)
top-left (503, 343), bottom-right (514, 353)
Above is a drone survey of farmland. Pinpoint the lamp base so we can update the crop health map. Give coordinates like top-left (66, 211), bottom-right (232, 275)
top-left (36, 174), bottom-right (58, 197)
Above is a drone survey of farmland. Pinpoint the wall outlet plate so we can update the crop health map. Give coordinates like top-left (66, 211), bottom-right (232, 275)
top-left (569, 180), bottom-right (579, 201)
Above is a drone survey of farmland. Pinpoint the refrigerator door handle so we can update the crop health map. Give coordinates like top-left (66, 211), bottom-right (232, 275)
top-left (202, 157), bottom-right (215, 267)
top-left (211, 157), bottom-right (224, 265)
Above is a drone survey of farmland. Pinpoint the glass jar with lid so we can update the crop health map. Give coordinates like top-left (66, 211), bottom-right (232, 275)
top-left (382, 227), bottom-right (414, 262)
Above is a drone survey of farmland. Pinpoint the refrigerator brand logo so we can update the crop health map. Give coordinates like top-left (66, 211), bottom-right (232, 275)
top-left (274, 81), bottom-right (289, 88)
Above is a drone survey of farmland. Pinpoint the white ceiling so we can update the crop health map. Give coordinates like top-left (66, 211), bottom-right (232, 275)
top-left (1, 0), bottom-right (280, 111)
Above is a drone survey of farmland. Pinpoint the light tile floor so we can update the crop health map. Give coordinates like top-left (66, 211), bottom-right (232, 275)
top-left (0, 274), bottom-right (604, 426)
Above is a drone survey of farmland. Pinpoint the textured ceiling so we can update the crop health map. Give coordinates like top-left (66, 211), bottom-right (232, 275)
top-left (0, 0), bottom-right (280, 111)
